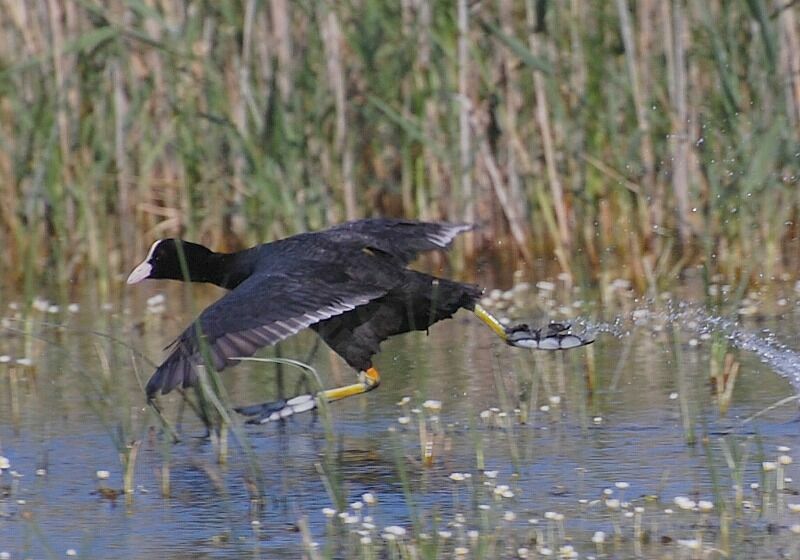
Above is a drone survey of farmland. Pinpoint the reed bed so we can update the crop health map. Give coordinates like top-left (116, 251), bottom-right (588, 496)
top-left (0, 0), bottom-right (798, 295)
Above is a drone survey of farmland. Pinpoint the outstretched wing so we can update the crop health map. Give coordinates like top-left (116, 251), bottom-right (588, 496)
top-left (326, 219), bottom-right (474, 264)
top-left (145, 263), bottom-right (388, 398)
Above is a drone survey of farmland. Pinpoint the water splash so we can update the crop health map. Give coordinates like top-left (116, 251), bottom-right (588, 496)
top-left (673, 304), bottom-right (800, 393)
top-left (577, 300), bottom-right (800, 393)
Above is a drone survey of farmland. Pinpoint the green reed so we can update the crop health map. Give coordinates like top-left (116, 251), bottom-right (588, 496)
top-left (0, 1), bottom-right (797, 295)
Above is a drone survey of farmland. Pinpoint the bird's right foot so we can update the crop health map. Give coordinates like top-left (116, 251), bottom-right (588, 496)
top-left (505, 322), bottom-right (594, 350)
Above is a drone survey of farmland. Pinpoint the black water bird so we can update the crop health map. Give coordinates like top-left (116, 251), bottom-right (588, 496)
top-left (127, 219), bottom-right (592, 423)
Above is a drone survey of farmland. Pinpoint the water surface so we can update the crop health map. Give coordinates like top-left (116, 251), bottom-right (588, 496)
top-left (3, 283), bottom-right (800, 558)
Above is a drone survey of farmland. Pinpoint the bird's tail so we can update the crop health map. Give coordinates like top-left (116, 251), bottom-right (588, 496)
top-left (410, 273), bottom-right (483, 329)
top-left (145, 351), bottom-right (198, 400)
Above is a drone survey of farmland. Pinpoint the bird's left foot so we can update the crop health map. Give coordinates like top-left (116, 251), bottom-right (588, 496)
top-left (505, 322), bottom-right (594, 350)
top-left (235, 394), bottom-right (317, 424)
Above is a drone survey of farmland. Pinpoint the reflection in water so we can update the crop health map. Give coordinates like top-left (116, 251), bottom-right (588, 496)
top-left (2, 287), bottom-right (800, 558)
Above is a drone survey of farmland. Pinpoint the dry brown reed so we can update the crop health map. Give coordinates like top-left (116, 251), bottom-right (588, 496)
top-left (0, 1), bottom-right (798, 294)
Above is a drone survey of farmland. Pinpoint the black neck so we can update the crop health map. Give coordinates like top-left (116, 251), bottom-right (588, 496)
top-left (167, 241), bottom-right (256, 290)
top-left (203, 250), bottom-right (256, 289)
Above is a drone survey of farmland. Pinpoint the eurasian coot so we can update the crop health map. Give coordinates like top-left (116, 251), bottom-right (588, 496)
top-left (127, 219), bottom-right (592, 423)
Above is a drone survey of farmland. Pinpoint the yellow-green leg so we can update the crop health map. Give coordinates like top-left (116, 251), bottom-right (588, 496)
top-left (473, 304), bottom-right (508, 341)
top-left (321, 366), bottom-right (381, 401)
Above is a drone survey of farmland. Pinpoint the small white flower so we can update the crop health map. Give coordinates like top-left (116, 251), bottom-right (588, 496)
top-left (763, 461), bottom-right (777, 472)
top-left (615, 481), bottom-right (630, 490)
top-left (0, 457), bottom-right (9, 470)
top-left (780, 455), bottom-right (793, 465)
top-left (591, 531), bottom-right (605, 544)
top-left (698, 500), bottom-right (714, 512)
top-left (322, 507), bottom-right (336, 518)
top-left (362, 492), bottom-right (376, 505)
top-left (673, 496), bottom-right (695, 510)
top-left (384, 525), bottom-right (406, 537)
top-left (677, 539), bottom-right (701, 550)
top-left (147, 294), bottom-right (166, 307)
top-left (422, 400), bottom-right (442, 412)
top-left (559, 545), bottom-right (577, 558)
top-left (449, 472), bottom-right (466, 482)
top-left (503, 511), bottom-right (516, 521)
top-left (96, 470), bottom-right (110, 480)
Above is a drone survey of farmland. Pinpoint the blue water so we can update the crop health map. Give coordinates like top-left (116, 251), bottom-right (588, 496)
top-left (3, 289), bottom-right (800, 557)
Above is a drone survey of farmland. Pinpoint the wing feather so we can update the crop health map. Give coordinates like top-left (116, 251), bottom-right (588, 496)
top-left (326, 219), bottom-right (473, 264)
top-left (146, 264), bottom-right (388, 398)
